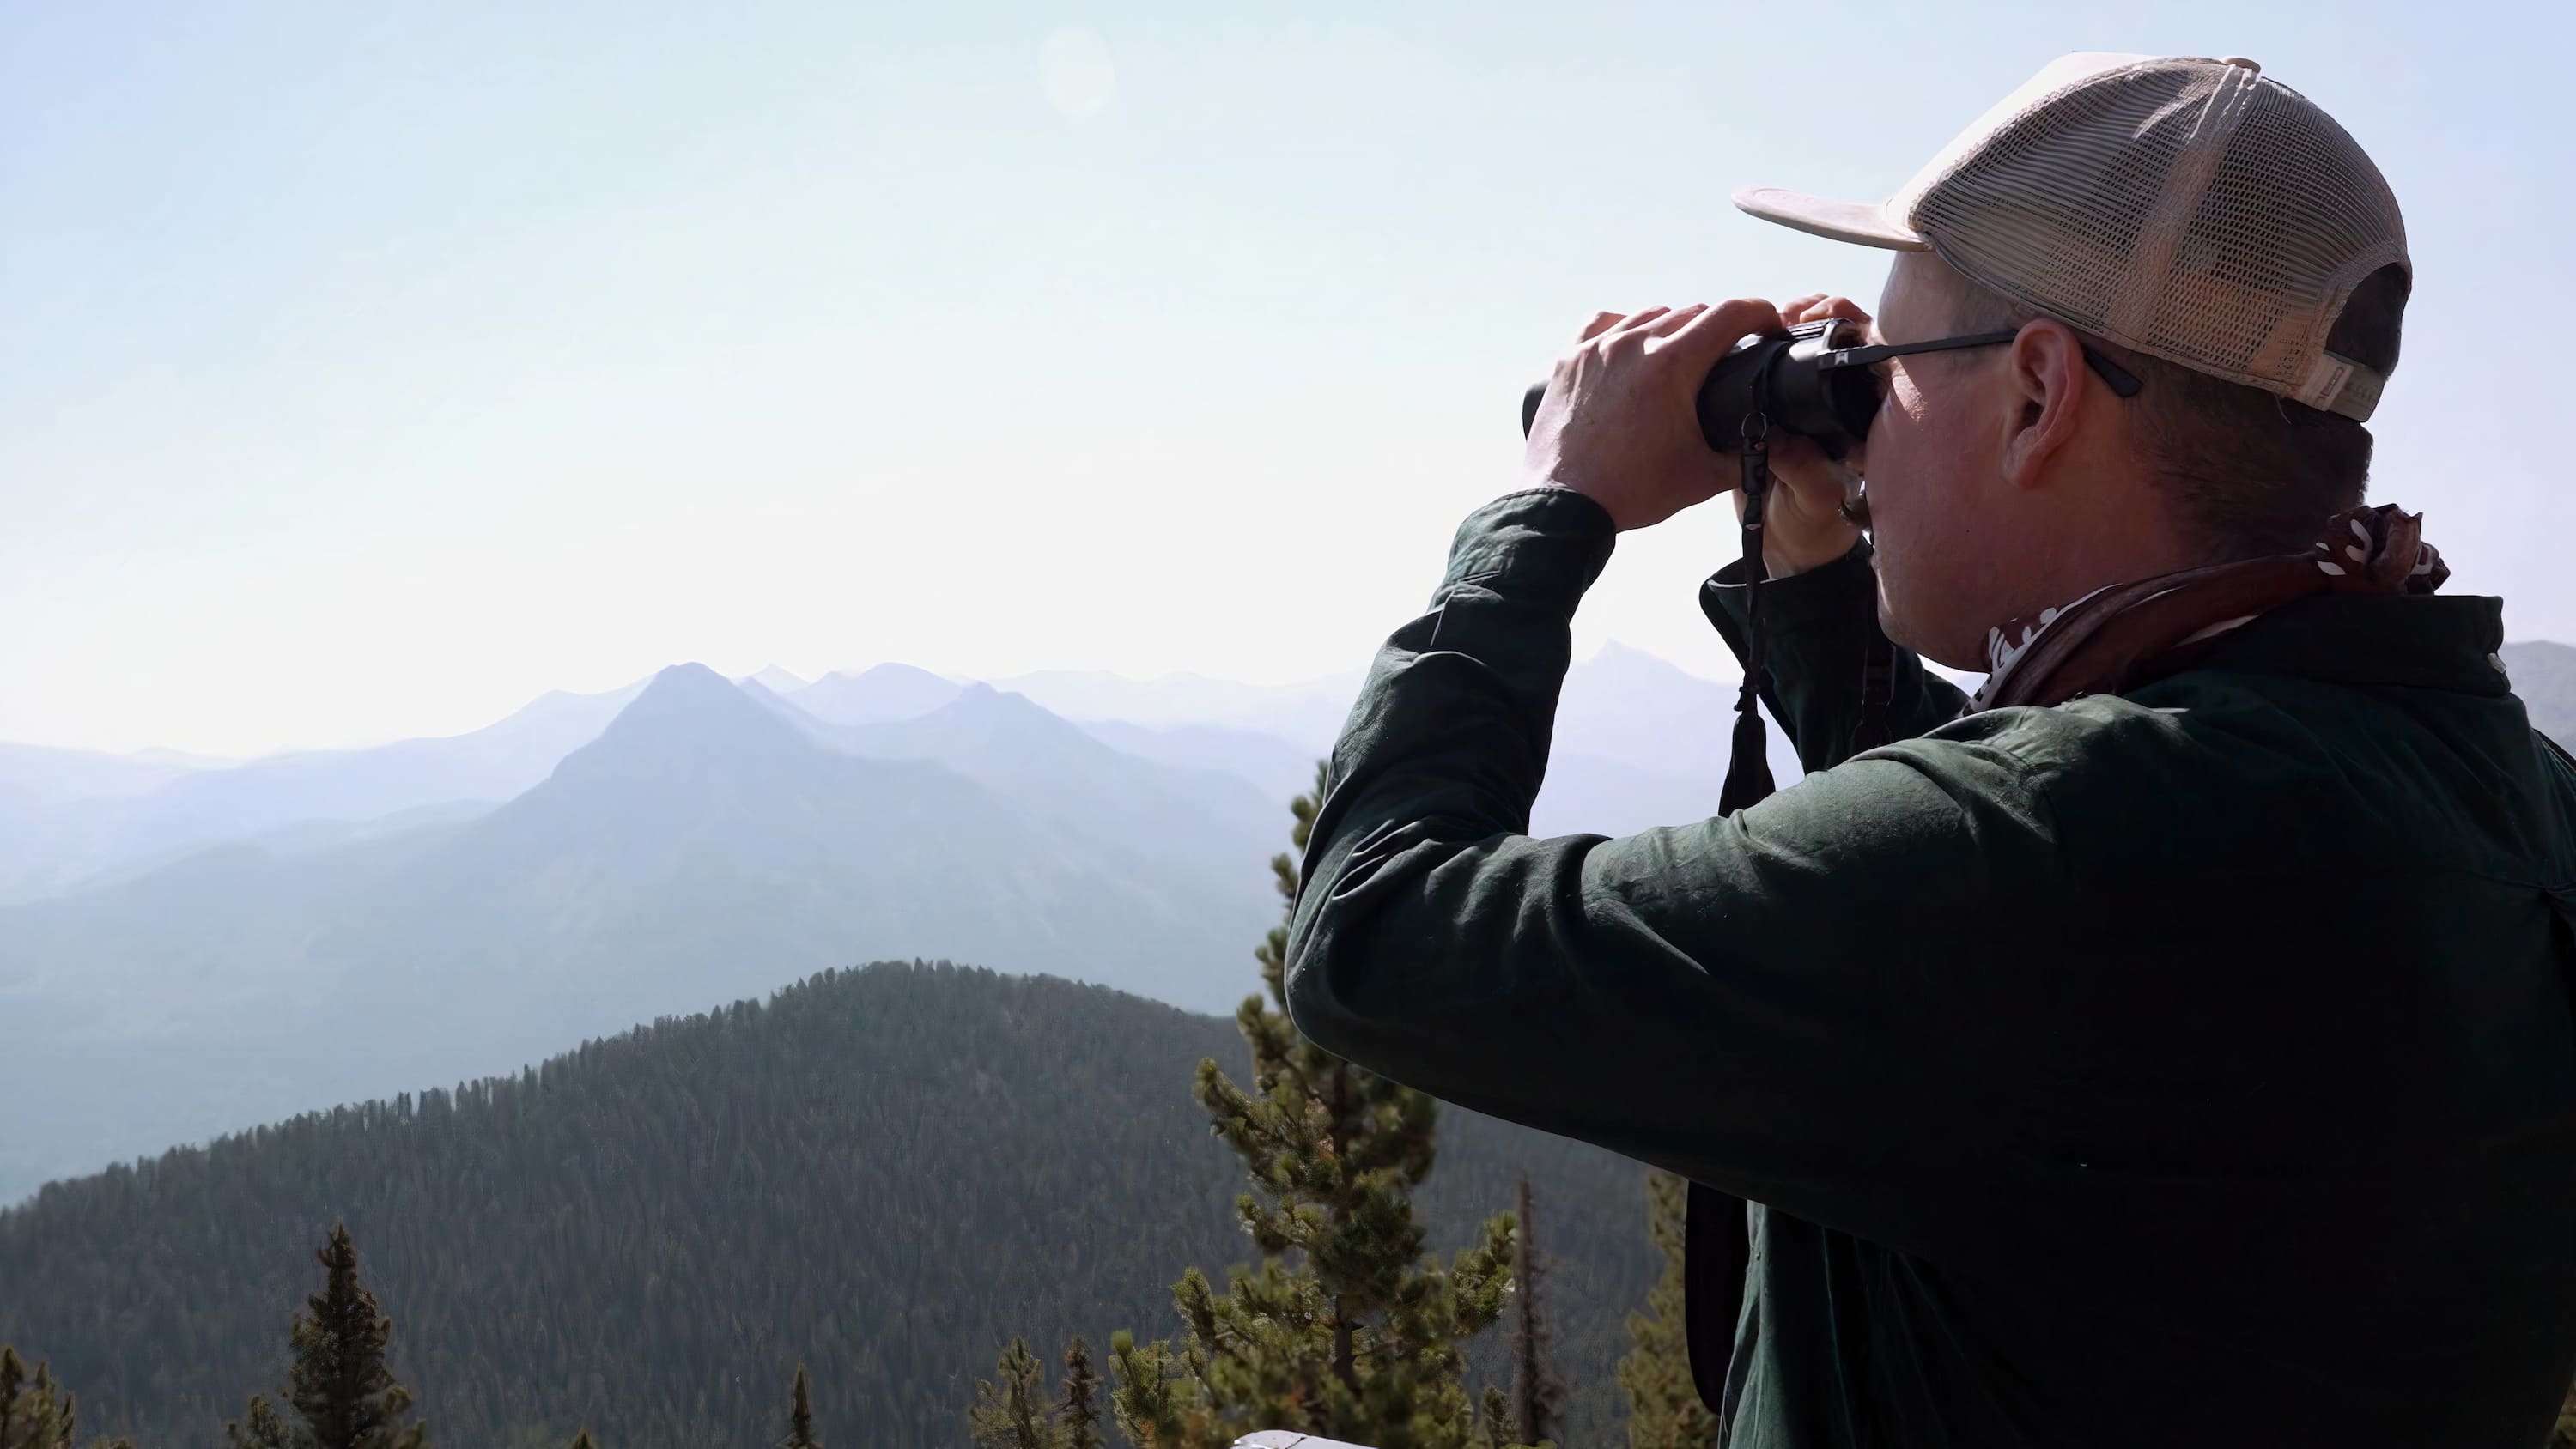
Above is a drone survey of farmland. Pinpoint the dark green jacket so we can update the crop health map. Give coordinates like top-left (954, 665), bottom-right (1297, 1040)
top-left (1284, 488), bottom-right (2576, 1448)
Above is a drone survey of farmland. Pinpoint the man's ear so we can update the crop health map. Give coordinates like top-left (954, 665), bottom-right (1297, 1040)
top-left (1998, 319), bottom-right (2090, 490)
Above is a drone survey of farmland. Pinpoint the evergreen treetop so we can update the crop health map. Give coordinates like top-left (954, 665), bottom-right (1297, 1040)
top-left (1107, 763), bottom-right (1522, 1449)
top-left (1060, 1338), bottom-right (1104, 1449)
top-left (0, 1344), bottom-right (132, 1449)
top-left (968, 1337), bottom-right (1058, 1449)
top-left (781, 1364), bottom-right (819, 1449)
top-left (226, 1222), bottom-right (427, 1449)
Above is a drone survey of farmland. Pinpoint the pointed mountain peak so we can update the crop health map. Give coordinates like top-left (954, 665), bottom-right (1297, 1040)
top-left (639, 661), bottom-right (742, 701)
top-left (1579, 640), bottom-right (1730, 686)
top-left (583, 664), bottom-right (806, 758)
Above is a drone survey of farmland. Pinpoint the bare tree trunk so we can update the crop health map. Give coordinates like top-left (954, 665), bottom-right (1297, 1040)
top-left (1509, 1178), bottom-right (1561, 1446)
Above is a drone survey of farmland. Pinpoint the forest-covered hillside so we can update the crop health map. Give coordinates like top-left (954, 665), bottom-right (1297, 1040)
top-left (0, 962), bottom-right (1655, 1449)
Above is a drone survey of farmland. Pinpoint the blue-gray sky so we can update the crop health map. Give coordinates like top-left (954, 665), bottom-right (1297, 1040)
top-left (4, 0), bottom-right (2567, 756)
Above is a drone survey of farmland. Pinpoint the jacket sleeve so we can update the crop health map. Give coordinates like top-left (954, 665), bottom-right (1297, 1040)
top-left (1700, 543), bottom-right (1970, 771)
top-left (1284, 488), bottom-right (2068, 1264)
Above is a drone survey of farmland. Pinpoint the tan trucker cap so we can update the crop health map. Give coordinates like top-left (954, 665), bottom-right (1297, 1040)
top-left (1735, 52), bottom-right (2410, 422)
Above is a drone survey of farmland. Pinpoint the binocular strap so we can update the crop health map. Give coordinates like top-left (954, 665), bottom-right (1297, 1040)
top-left (1691, 411), bottom-right (1783, 1429)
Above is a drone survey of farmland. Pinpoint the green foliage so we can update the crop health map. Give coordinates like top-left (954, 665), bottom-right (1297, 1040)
top-left (2, 963), bottom-right (1649, 1448)
top-left (968, 1339), bottom-right (1059, 1449)
top-left (1103, 764), bottom-right (1523, 1449)
top-left (1475, 1385), bottom-right (1515, 1449)
top-left (781, 1366), bottom-right (819, 1449)
top-left (226, 1224), bottom-right (426, 1449)
top-left (565, 1431), bottom-right (595, 1449)
top-left (1617, 1172), bottom-right (1716, 1449)
top-left (225, 1398), bottom-right (296, 1449)
top-left (0, 1345), bottom-right (130, 1449)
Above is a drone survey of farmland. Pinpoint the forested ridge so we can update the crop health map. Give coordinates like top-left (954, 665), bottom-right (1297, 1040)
top-left (0, 961), bottom-right (1655, 1449)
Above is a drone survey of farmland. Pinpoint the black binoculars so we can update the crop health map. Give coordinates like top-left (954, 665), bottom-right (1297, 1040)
top-left (1519, 317), bottom-right (1878, 459)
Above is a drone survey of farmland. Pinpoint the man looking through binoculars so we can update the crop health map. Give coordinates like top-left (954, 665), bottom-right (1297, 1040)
top-left (1282, 52), bottom-right (2576, 1448)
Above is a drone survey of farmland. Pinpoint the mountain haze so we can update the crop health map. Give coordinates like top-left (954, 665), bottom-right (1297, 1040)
top-left (1078, 718), bottom-right (1323, 805)
top-left (0, 742), bottom-right (216, 806)
top-left (793, 663), bottom-right (966, 726)
top-left (830, 683), bottom-right (1284, 887)
top-left (1010, 645), bottom-right (1806, 834)
top-left (2505, 641), bottom-right (2576, 747)
top-left (0, 679), bottom-right (647, 902)
top-left (0, 639), bottom-right (1808, 912)
top-left (990, 667), bottom-right (1367, 752)
top-left (0, 665), bottom-right (1275, 1203)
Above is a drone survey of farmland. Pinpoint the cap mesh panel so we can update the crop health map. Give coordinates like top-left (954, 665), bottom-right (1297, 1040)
top-left (1907, 58), bottom-right (2408, 412)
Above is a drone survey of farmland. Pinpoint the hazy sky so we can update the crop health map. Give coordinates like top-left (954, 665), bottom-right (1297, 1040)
top-left (5, 0), bottom-right (2569, 757)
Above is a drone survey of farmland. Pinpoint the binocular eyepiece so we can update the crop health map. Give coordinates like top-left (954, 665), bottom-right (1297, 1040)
top-left (1519, 317), bottom-right (1879, 459)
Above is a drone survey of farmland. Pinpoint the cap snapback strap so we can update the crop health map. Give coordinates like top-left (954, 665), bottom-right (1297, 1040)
top-left (2292, 349), bottom-right (2385, 422)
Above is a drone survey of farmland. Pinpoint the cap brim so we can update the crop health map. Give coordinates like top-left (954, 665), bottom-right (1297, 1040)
top-left (1732, 187), bottom-right (1933, 252)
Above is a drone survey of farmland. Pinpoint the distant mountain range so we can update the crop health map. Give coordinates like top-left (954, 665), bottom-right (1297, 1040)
top-left (793, 662), bottom-right (967, 726)
top-left (0, 681), bottom-right (646, 903)
top-left (0, 667), bottom-right (1281, 1203)
top-left (0, 643), bottom-right (1790, 909)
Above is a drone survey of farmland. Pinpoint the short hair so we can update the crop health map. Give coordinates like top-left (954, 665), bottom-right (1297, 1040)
top-left (1936, 261), bottom-right (2411, 560)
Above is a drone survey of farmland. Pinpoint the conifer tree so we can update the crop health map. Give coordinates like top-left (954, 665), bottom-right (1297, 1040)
top-left (1618, 1171), bottom-right (1716, 1449)
top-left (1107, 764), bottom-right (1521, 1449)
top-left (780, 1365), bottom-right (819, 1449)
top-left (567, 1431), bottom-right (595, 1449)
top-left (226, 1223), bottom-right (428, 1449)
top-left (1059, 1338), bottom-right (1103, 1449)
top-left (0, 1345), bottom-right (132, 1449)
top-left (0, 1347), bottom-right (69, 1449)
top-left (968, 1338), bottom-right (1059, 1449)
top-left (1506, 1179), bottom-right (1564, 1449)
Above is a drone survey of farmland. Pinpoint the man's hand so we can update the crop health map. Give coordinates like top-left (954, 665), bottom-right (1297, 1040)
top-left (1522, 299), bottom-right (1784, 533)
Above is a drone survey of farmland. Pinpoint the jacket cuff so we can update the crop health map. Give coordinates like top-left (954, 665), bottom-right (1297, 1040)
top-left (1435, 488), bottom-right (1618, 615)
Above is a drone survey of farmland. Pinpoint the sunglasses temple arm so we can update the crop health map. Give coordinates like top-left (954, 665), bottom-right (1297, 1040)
top-left (2081, 346), bottom-right (2144, 397)
top-left (1824, 332), bottom-right (2144, 399)
top-left (1815, 330), bottom-right (2025, 371)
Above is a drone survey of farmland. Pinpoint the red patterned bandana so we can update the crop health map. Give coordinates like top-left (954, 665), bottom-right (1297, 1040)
top-left (1971, 504), bottom-right (2449, 713)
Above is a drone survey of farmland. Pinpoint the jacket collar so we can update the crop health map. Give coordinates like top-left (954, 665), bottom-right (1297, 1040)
top-left (2185, 591), bottom-right (2512, 697)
